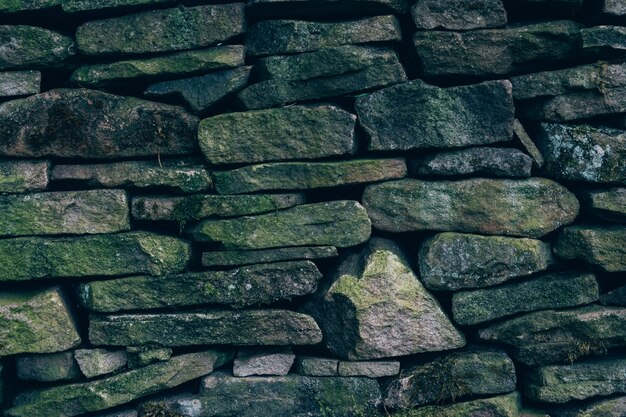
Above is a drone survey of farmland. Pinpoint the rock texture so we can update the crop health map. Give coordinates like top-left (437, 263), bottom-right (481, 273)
top-left (555, 225), bottom-right (626, 272)
top-left (412, 0), bottom-right (507, 30)
top-left (16, 352), bottom-right (80, 382)
top-left (0, 160), bottom-right (49, 194)
top-left (0, 26), bottom-right (74, 70)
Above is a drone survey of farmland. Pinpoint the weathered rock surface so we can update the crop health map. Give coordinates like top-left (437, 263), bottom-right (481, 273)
top-left (0, 232), bottom-right (190, 281)
top-left (478, 306), bottom-right (626, 365)
top-left (62, 0), bottom-right (173, 13)
top-left (233, 348), bottom-right (295, 376)
top-left (74, 349), bottom-right (128, 378)
top-left (247, 0), bottom-right (411, 17)
top-left (0, 160), bottom-right (49, 193)
top-left (0, 70), bottom-right (40, 97)
top-left (0, 287), bottom-right (81, 356)
top-left (355, 79), bottom-right (514, 151)
top-left (412, 0), bottom-right (507, 30)
top-left (337, 360), bottom-right (400, 378)
top-left (392, 392), bottom-right (523, 417)
top-left (514, 119), bottom-right (545, 168)
top-left (550, 396), bottom-right (626, 417)
top-left (16, 351), bottom-right (80, 382)
top-left (602, 285), bottom-right (626, 306)
top-left (126, 346), bottom-right (172, 369)
top-left (89, 310), bottom-right (323, 346)
top-left (198, 105), bottom-right (356, 165)
top-left (554, 225), bottom-right (626, 272)
top-left (213, 159), bottom-right (407, 194)
top-left (201, 246), bottom-right (337, 267)
top-left (581, 187), bottom-right (626, 222)
top-left (0, 0), bottom-right (62, 13)
top-left (603, 0), bottom-right (626, 17)
top-left (0, 89), bottom-right (198, 159)
top-left (321, 238), bottom-right (464, 360)
top-left (0, 26), bottom-right (74, 70)
top-left (186, 200), bottom-right (371, 249)
top-left (363, 178), bottom-right (579, 237)
top-left (582, 26), bottom-right (626, 53)
top-left (296, 357), bottom-right (339, 376)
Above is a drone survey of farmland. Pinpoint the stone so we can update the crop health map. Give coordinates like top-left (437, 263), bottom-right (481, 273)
top-left (0, 0), bottom-right (62, 13)
top-left (514, 119), bottom-right (545, 168)
top-left (536, 124), bottom-right (625, 184)
top-left (392, 392), bottom-right (523, 417)
top-left (383, 350), bottom-right (516, 409)
top-left (603, 0), bottom-right (626, 17)
top-left (186, 200), bottom-right (371, 250)
top-left (62, 0), bottom-right (173, 13)
top-left (602, 285), bottom-right (626, 306)
top-left (70, 46), bottom-right (244, 89)
top-left (337, 360), bottom-right (400, 378)
top-left (363, 178), bottom-right (579, 238)
top-left (16, 351), bottom-right (80, 382)
top-left (0, 71), bottom-right (40, 97)
top-left (89, 310), bottom-right (323, 346)
top-left (0, 232), bottom-right (190, 281)
top-left (145, 66), bottom-right (251, 114)
top-left (0, 287), bottom-right (81, 356)
top-left (413, 21), bottom-right (582, 78)
top-left (202, 246), bottom-right (337, 268)
top-left (5, 350), bottom-right (233, 417)
top-left (412, 0), bottom-right (507, 30)
top-left (0, 160), bottom-right (49, 193)
top-left (526, 357), bottom-right (626, 403)
top-left (478, 306), bottom-right (626, 365)
top-left (78, 261), bottom-right (322, 312)
top-left (246, 15), bottom-right (402, 56)
top-left (131, 193), bottom-right (304, 224)
top-left (126, 346), bottom-right (172, 369)
top-left (247, 0), bottom-right (411, 17)
top-left (452, 271), bottom-right (599, 325)
top-left (92, 410), bottom-right (138, 417)
top-left (76, 4), bottom-right (245, 57)
top-left (0, 26), bottom-right (74, 70)
top-left (0, 89), bottom-right (198, 159)
top-left (321, 238), bottom-right (464, 360)
top-left (51, 160), bottom-right (212, 194)
top-left (554, 225), bottom-right (626, 272)
top-left (409, 147), bottom-right (532, 178)
top-left (198, 105), bottom-right (356, 165)
top-left (296, 357), bottom-right (339, 376)
top-left (581, 187), bottom-right (626, 222)
top-left (550, 396), bottom-right (626, 417)
top-left (355, 80), bottom-right (514, 151)
top-left (582, 26), bottom-right (626, 53)
top-left (213, 159), bottom-right (407, 194)
top-left (233, 348), bottom-right (295, 376)
top-left (0, 190), bottom-right (130, 237)
top-left (74, 349), bottom-right (128, 379)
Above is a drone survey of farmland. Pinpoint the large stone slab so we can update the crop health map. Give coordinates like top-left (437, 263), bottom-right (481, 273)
top-left (198, 105), bottom-right (355, 165)
top-left (393, 393), bottom-right (523, 417)
top-left (5, 350), bottom-right (233, 417)
top-left (0, 160), bottom-right (49, 193)
top-left (554, 225), bottom-right (626, 272)
top-left (582, 26), bottom-right (626, 53)
top-left (0, 26), bottom-right (74, 70)
top-left (412, 0), bottom-right (507, 30)
top-left (0, 190), bottom-right (130, 237)
top-left (0, 70), bottom-right (40, 97)
top-left (0, 89), bottom-right (198, 159)
top-left (247, 0), bottom-right (411, 17)
top-left (187, 200), bottom-right (371, 250)
top-left (550, 396), bottom-right (626, 417)
top-left (581, 187), bottom-right (626, 222)
top-left (201, 246), bottom-right (337, 268)
top-left (363, 178), bottom-right (579, 238)
top-left (89, 310), bottom-right (323, 346)
top-left (355, 80), bottom-right (514, 151)
top-left (0, 232), bottom-right (190, 281)
top-left (0, 287), bottom-right (81, 356)
top-left (16, 352), bottom-right (80, 382)
top-left (76, 4), bottom-right (245, 57)
top-left (0, 0), bottom-right (62, 13)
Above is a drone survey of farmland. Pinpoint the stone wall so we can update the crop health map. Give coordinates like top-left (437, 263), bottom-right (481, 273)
top-left (0, 0), bottom-right (625, 416)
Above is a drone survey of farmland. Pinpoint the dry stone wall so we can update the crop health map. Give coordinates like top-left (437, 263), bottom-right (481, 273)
top-left (0, 0), bottom-right (625, 416)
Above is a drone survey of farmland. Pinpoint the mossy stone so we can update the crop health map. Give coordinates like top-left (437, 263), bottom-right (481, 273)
top-left (0, 160), bottom-right (49, 194)
top-left (126, 346), bottom-right (172, 369)
top-left (0, 0), bottom-right (62, 13)
top-left (247, 0), bottom-right (411, 18)
top-left (581, 187), bottom-right (626, 222)
top-left (0, 26), bottom-right (74, 70)
top-left (62, 0), bottom-right (173, 13)
top-left (392, 392), bottom-right (522, 417)
top-left (201, 246), bottom-right (337, 268)
top-left (412, 0), bottom-right (507, 30)
top-left (554, 225), bottom-right (626, 272)
top-left (16, 351), bottom-right (80, 382)
top-left (550, 395), bottom-right (626, 417)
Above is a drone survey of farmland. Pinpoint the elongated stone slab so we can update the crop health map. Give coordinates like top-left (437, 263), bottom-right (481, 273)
top-left (363, 178), bottom-right (579, 238)
top-left (412, 0), bottom-right (507, 30)
top-left (554, 225), bottom-right (626, 272)
top-left (247, 0), bottom-right (411, 17)
top-left (186, 200), bottom-right (371, 249)
top-left (581, 187), bottom-right (626, 222)
top-left (202, 246), bottom-right (337, 267)
top-left (355, 80), bottom-right (514, 151)
top-left (0, 287), bottom-right (81, 356)
top-left (582, 26), bottom-right (626, 53)
top-left (0, 0), bottom-right (62, 13)
top-left (0, 232), bottom-right (190, 281)
top-left (62, 0), bottom-right (173, 13)
top-left (16, 352), bottom-right (80, 382)
top-left (0, 26), bottom-right (74, 70)
top-left (0, 160), bottom-right (49, 193)
top-left (392, 392), bottom-right (522, 417)
top-left (337, 360), bottom-right (399, 378)
top-left (0, 71), bottom-right (40, 97)
top-left (89, 310), bottom-right (323, 346)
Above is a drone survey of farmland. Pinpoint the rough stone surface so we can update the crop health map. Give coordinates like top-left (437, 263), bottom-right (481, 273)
top-left (0, 0), bottom-right (62, 13)
top-left (550, 396), bottom-right (626, 417)
top-left (233, 348), bottom-right (295, 377)
top-left (337, 360), bottom-right (400, 378)
top-left (126, 346), bottom-right (172, 369)
top-left (602, 285), bottom-right (626, 306)
top-left (0, 89), bottom-right (198, 159)
top-left (0, 70), bottom-right (40, 97)
top-left (62, 0), bottom-right (173, 13)
top-left (581, 187), bottom-right (626, 222)
top-left (74, 349), bottom-right (128, 379)
top-left (247, 0), bottom-right (411, 17)
top-left (412, 0), bottom-right (507, 30)
top-left (16, 351), bottom-right (80, 382)
top-left (392, 392), bottom-right (522, 417)
top-left (0, 160), bottom-right (49, 194)
top-left (0, 287), bottom-right (81, 356)
top-left (514, 119), bottom-right (545, 168)
top-left (582, 26), bottom-right (626, 52)
top-left (363, 178), bottom-right (579, 238)
top-left (603, 0), bottom-right (626, 17)
top-left (296, 357), bottom-right (339, 376)
top-left (0, 26), bottom-right (74, 70)
top-left (554, 225), bottom-right (626, 272)
top-left (356, 79), bottom-right (514, 151)
top-left (186, 200), bottom-right (371, 250)
top-left (202, 246), bottom-right (338, 267)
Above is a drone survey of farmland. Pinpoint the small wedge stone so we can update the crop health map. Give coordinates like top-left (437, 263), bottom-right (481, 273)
top-left (75, 349), bottom-right (128, 378)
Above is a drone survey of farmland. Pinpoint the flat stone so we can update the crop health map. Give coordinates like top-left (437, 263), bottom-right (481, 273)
top-left (581, 187), bottom-right (626, 222)
top-left (246, 15), bottom-right (401, 57)
top-left (392, 392), bottom-right (522, 417)
top-left (0, 190), bottom-right (130, 237)
top-left (0, 89), bottom-right (198, 159)
top-left (355, 80), bottom-right (514, 151)
top-left (213, 159), bottom-right (407, 194)
top-left (145, 66), bottom-right (251, 114)
top-left (514, 119), bottom-right (545, 168)
top-left (0, 287), bottom-right (81, 356)
top-left (413, 21), bottom-right (582, 78)
top-left (363, 178), bottom-right (579, 238)
top-left (603, 0), bottom-right (626, 17)
top-left (0, 26), bottom-right (74, 70)
top-left (70, 46), bottom-right (244, 89)
top-left (198, 105), bottom-right (356, 165)
top-left (5, 350), bottom-right (233, 417)
top-left (0, 160), bottom-right (49, 193)
top-left (233, 348), bottom-right (295, 376)
top-left (76, 4), bottom-right (245, 57)
top-left (16, 351), bottom-right (81, 382)
top-left (554, 225), bottom-right (626, 272)
top-left (321, 238), bottom-right (464, 360)
top-left (0, 71), bottom-right (40, 97)
top-left (78, 261), bottom-right (322, 312)
top-left (0, 232), bottom-right (190, 281)
top-left (89, 310), bottom-right (323, 346)
top-left (383, 350), bottom-right (516, 408)
top-left (410, 147), bottom-right (532, 178)
top-left (51, 160), bottom-right (212, 194)
top-left (550, 396), bottom-right (626, 417)
top-left (526, 357), bottom-right (626, 403)
top-left (0, 0), bottom-right (62, 13)
top-left (478, 306), bottom-right (626, 365)
top-left (202, 246), bottom-right (337, 268)
top-left (338, 360), bottom-right (400, 378)
top-left (582, 26), bottom-right (626, 52)
top-left (126, 346), bottom-right (172, 369)
top-left (296, 357), bottom-right (339, 376)
top-left (186, 200), bottom-right (371, 250)
top-left (247, 0), bottom-right (411, 17)
top-left (452, 271), bottom-right (599, 325)
top-left (412, 0), bottom-right (507, 30)
top-left (62, 0), bottom-right (173, 13)
top-left (74, 349), bottom-right (128, 379)
top-left (602, 285), bottom-right (626, 306)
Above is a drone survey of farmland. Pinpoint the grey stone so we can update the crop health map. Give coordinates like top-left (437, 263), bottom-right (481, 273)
top-left (75, 349), bottom-right (128, 379)
top-left (412, 0), bottom-right (507, 30)
top-left (554, 225), bottom-right (626, 273)
top-left (514, 119), bottom-right (545, 168)
top-left (233, 348), bottom-right (295, 377)
top-left (603, 0), bottom-right (626, 17)
top-left (16, 351), bottom-right (80, 382)
top-left (0, 0), bottom-right (62, 13)
top-left (602, 285), bottom-right (626, 306)
top-left (296, 357), bottom-right (339, 376)
top-left (126, 346), bottom-right (172, 369)
top-left (0, 71), bottom-right (40, 97)
top-left (202, 246), bottom-right (338, 268)
top-left (0, 26), bottom-right (74, 70)
top-left (247, 0), bottom-right (411, 17)
top-left (582, 26), bottom-right (626, 53)
top-left (580, 187), bottom-right (626, 222)
top-left (0, 160), bottom-right (49, 194)
top-left (62, 0), bottom-right (173, 13)
top-left (550, 396), bottom-right (626, 417)
top-left (337, 360), bottom-right (400, 378)
top-left (392, 392), bottom-right (523, 417)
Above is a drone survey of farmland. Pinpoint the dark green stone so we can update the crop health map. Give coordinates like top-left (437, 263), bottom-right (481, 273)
top-left (554, 225), bottom-right (626, 272)
top-left (581, 187), bottom-right (626, 222)
top-left (201, 246), bottom-right (337, 267)
top-left (412, 0), bottom-right (507, 30)
top-left (0, 25), bottom-right (74, 70)
top-left (0, 159), bottom-right (49, 193)
top-left (62, 0), bottom-right (173, 13)
top-left (16, 352), bottom-right (81, 382)
top-left (392, 392), bottom-right (522, 417)
top-left (0, 0), bottom-right (62, 13)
